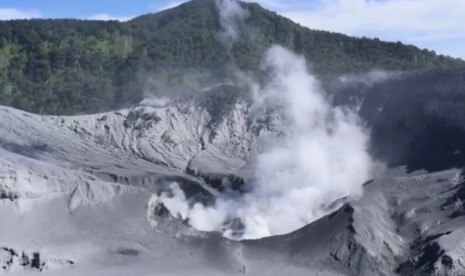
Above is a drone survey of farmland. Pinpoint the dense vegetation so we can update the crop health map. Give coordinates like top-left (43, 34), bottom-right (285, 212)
top-left (0, 0), bottom-right (464, 114)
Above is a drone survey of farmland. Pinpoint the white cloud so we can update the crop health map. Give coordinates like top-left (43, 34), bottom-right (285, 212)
top-left (87, 13), bottom-right (133, 22)
top-left (274, 0), bottom-right (465, 59)
top-left (151, 1), bottom-right (186, 12)
top-left (246, 0), bottom-right (315, 11)
top-left (0, 8), bottom-right (42, 20)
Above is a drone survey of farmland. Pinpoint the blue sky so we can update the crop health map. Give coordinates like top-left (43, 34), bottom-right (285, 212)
top-left (1, 0), bottom-right (464, 59)
top-left (0, 0), bottom-right (183, 20)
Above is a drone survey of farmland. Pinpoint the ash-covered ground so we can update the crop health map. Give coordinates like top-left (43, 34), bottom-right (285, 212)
top-left (0, 94), bottom-right (464, 275)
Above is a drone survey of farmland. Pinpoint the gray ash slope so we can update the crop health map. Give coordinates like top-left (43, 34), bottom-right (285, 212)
top-left (1, 85), bottom-right (465, 275)
top-left (329, 68), bottom-right (465, 173)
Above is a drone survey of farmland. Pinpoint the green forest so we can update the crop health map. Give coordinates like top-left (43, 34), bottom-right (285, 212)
top-left (0, 0), bottom-right (464, 114)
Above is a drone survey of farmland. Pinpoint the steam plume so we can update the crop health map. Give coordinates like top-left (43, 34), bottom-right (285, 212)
top-left (215, 0), bottom-right (248, 45)
top-left (157, 0), bottom-right (373, 240)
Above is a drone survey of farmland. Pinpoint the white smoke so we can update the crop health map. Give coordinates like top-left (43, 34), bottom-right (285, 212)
top-left (158, 45), bottom-right (372, 240)
top-left (156, 0), bottom-right (373, 240)
top-left (337, 70), bottom-right (401, 87)
top-left (215, 0), bottom-right (249, 45)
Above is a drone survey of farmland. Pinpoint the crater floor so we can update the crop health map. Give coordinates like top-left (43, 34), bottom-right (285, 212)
top-left (1, 104), bottom-right (465, 275)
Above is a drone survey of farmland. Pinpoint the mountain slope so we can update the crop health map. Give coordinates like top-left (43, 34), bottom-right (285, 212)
top-left (0, 0), bottom-right (463, 114)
